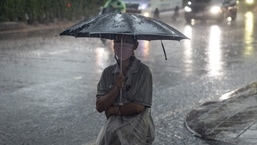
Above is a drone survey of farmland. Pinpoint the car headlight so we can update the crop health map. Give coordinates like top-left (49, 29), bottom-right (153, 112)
top-left (184, 6), bottom-right (192, 12)
top-left (143, 12), bottom-right (150, 17)
top-left (245, 0), bottom-right (254, 4)
top-left (210, 6), bottom-right (221, 14)
top-left (139, 4), bottom-right (148, 10)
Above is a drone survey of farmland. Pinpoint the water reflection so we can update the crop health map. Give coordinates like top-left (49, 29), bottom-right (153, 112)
top-left (94, 47), bottom-right (110, 74)
top-left (183, 25), bottom-right (193, 76)
top-left (137, 40), bottom-right (150, 59)
top-left (244, 11), bottom-right (254, 56)
top-left (207, 25), bottom-right (223, 77)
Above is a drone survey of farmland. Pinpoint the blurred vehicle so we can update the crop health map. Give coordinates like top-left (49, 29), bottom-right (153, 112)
top-left (124, 0), bottom-right (182, 17)
top-left (123, 0), bottom-right (151, 17)
top-left (184, 0), bottom-right (238, 23)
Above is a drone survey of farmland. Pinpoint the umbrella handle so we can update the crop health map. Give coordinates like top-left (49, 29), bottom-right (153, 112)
top-left (119, 36), bottom-right (123, 106)
top-left (120, 37), bottom-right (123, 74)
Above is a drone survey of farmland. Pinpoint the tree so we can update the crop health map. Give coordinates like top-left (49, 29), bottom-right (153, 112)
top-left (0, 0), bottom-right (104, 23)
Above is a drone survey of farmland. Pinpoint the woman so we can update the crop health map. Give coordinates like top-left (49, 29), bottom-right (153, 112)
top-left (96, 35), bottom-right (155, 145)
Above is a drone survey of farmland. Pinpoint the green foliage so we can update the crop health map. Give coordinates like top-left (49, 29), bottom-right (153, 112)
top-left (0, 0), bottom-right (105, 23)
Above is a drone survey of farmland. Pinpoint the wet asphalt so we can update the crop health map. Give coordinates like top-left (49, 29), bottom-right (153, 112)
top-left (0, 8), bottom-right (257, 145)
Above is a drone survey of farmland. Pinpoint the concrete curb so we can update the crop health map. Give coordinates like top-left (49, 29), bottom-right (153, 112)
top-left (185, 82), bottom-right (257, 144)
top-left (0, 22), bottom-right (26, 31)
top-left (0, 21), bottom-right (76, 35)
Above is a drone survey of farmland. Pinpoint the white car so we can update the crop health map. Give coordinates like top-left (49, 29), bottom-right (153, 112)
top-left (184, 0), bottom-right (238, 23)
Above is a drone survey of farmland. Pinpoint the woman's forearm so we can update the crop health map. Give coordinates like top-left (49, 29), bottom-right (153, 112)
top-left (107, 102), bottom-right (145, 116)
top-left (96, 86), bottom-right (119, 113)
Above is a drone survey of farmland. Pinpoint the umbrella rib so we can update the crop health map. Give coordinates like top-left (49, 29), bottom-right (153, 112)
top-left (147, 17), bottom-right (187, 40)
top-left (63, 15), bottom-right (103, 37)
top-left (77, 14), bottom-right (112, 37)
top-left (125, 14), bottom-right (135, 38)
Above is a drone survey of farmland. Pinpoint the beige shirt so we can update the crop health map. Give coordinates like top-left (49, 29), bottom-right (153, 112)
top-left (96, 57), bottom-right (153, 107)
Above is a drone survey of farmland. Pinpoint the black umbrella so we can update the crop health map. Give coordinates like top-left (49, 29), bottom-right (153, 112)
top-left (60, 13), bottom-right (188, 59)
top-left (60, 12), bottom-right (188, 41)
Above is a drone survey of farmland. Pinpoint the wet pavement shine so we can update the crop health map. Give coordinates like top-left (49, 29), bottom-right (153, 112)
top-left (185, 82), bottom-right (257, 144)
top-left (1, 7), bottom-right (257, 145)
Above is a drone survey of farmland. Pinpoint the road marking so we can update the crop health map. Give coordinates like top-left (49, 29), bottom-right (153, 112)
top-left (73, 76), bottom-right (83, 80)
top-left (49, 50), bottom-right (69, 55)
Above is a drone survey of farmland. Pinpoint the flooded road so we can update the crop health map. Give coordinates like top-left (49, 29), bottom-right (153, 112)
top-left (0, 9), bottom-right (257, 145)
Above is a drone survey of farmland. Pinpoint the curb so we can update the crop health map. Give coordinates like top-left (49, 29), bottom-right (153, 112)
top-left (0, 22), bottom-right (26, 31)
top-left (184, 82), bottom-right (257, 144)
top-left (0, 21), bottom-right (76, 35)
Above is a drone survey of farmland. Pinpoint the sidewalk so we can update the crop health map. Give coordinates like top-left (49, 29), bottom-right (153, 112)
top-left (185, 82), bottom-right (257, 144)
top-left (0, 21), bottom-right (76, 35)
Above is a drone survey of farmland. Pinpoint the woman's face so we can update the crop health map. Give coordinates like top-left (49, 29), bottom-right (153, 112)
top-left (114, 41), bottom-right (135, 60)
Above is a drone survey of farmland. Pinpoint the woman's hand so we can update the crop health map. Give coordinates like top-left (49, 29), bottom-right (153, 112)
top-left (105, 106), bottom-right (119, 119)
top-left (114, 73), bottom-right (124, 89)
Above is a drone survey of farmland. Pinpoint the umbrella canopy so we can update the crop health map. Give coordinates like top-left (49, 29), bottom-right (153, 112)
top-left (60, 13), bottom-right (188, 41)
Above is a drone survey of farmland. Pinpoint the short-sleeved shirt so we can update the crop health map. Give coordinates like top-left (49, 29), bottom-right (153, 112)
top-left (96, 57), bottom-right (152, 107)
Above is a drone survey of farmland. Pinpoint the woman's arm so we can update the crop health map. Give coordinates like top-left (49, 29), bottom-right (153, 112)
top-left (105, 102), bottom-right (145, 118)
top-left (96, 73), bottom-right (124, 113)
top-left (96, 86), bottom-right (119, 113)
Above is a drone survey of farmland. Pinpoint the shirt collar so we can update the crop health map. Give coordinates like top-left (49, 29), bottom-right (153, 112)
top-left (112, 57), bottom-right (140, 75)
